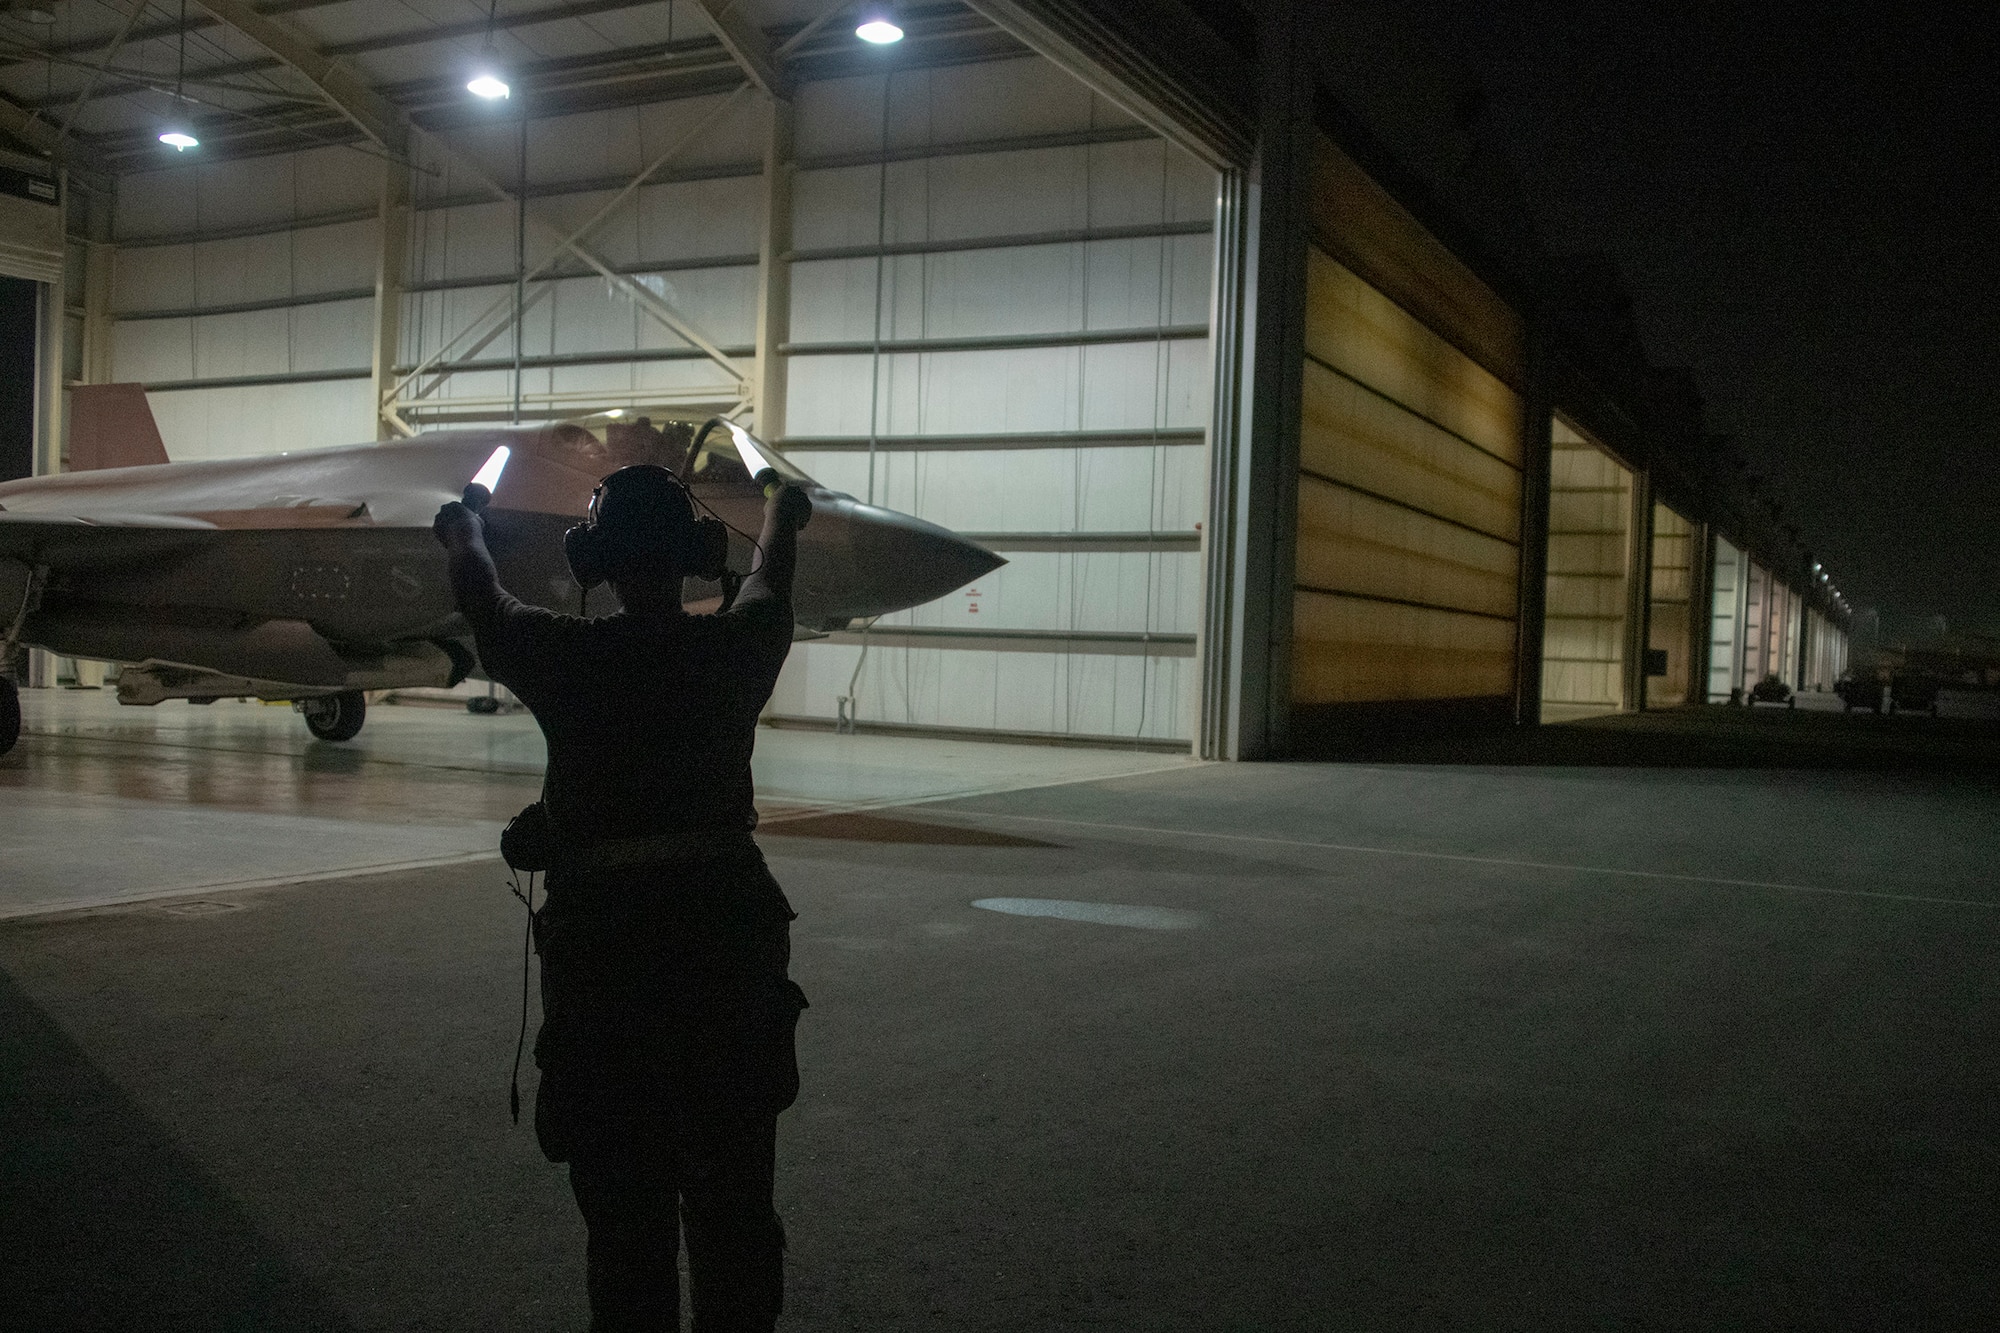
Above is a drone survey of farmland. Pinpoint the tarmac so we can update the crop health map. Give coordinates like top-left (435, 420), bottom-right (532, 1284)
top-left (3, 696), bottom-right (1998, 1330)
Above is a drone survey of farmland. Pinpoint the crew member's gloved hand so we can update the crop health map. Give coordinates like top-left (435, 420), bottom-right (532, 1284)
top-left (757, 473), bottom-right (813, 532)
top-left (433, 499), bottom-right (485, 551)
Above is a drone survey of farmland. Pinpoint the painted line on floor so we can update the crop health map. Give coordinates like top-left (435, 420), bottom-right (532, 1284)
top-left (929, 811), bottom-right (1998, 910)
top-left (0, 850), bottom-right (502, 922)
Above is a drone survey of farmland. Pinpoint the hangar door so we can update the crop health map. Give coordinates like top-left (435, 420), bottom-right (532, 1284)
top-left (1645, 503), bottom-right (1695, 706)
top-left (1708, 535), bottom-right (1749, 702)
top-left (1291, 139), bottom-right (1526, 718)
top-left (1541, 420), bottom-right (1637, 718)
top-left (767, 58), bottom-right (1218, 746)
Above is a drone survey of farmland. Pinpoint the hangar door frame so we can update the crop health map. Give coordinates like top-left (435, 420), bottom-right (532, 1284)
top-left (95, 6), bottom-right (1243, 753)
top-left (957, 1), bottom-right (1262, 758)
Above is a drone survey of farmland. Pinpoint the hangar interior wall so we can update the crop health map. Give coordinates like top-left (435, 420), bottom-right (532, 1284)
top-left (1646, 502), bottom-right (1693, 707)
top-left (1791, 592), bottom-right (1807, 684)
top-left (1708, 535), bottom-right (1747, 701)
top-left (1801, 607), bottom-right (1846, 691)
top-left (1540, 419), bottom-right (1633, 718)
top-left (1290, 139), bottom-right (1525, 719)
top-left (105, 143), bottom-right (383, 455)
top-left (99, 52), bottom-right (1216, 747)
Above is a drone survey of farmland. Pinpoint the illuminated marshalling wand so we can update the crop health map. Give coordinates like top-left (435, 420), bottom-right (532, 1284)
top-left (462, 445), bottom-right (512, 512)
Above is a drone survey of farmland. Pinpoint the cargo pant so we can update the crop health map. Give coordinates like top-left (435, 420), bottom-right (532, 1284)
top-left (531, 845), bottom-right (807, 1331)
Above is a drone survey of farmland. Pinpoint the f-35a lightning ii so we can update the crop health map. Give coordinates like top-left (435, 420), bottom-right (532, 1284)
top-left (0, 387), bottom-right (1002, 754)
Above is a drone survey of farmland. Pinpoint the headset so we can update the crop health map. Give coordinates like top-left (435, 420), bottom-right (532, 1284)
top-left (562, 464), bottom-right (729, 591)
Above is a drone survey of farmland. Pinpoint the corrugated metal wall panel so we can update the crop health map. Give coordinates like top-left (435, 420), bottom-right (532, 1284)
top-left (112, 298), bottom-right (374, 387)
top-left (113, 224), bottom-right (378, 320)
top-left (1299, 359), bottom-right (1519, 541)
top-left (1303, 251), bottom-right (1521, 465)
top-left (1743, 562), bottom-right (1769, 683)
top-left (1293, 591), bottom-right (1516, 703)
top-left (772, 56), bottom-right (1215, 745)
top-left (1295, 477), bottom-right (1518, 619)
top-left (786, 340), bottom-right (1207, 438)
top-left (1647, 503), bottom-right (1694, 706)
top-left (114, 144), bottom-right (379, 242)
top-left (1289, 236), bottom-right (1523, 711)
top-left (784, 443), bottom-right (1205, 534)
top-left (1540, 424), bottom-right (1632, 715)
top-left (1708, 536), bottom-right (1745, 702)
top-left (796, 60), bottom-right (1131, 157)
top-left (769, 640), bottom-right (1193, 742)
top-left (146, 380), bottom-right (374, 461)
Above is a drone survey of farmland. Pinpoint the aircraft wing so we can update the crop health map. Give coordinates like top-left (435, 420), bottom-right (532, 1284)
top-left (0, 510), bottom-right (221, 572)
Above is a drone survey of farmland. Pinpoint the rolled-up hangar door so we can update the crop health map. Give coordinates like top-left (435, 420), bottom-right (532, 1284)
top-left (1289, 137), bottom-right (1529, 738)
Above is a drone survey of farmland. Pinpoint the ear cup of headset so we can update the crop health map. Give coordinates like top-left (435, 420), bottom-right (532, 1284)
top-left (688, 517), bottom-right (729, 582)
top-left (563, 522), bottom-right (609, 589)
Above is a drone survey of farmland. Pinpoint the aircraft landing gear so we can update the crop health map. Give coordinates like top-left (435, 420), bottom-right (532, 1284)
top-left (466, 694), bottom-right (501, 715)
top-left (0, 677), bottom-right (19, 757)
top-left (299, 690), bottom-right (366, 742)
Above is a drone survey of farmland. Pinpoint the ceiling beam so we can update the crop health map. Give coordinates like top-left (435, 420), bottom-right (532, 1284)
top-left (186, 0), bottom-right (406, 154)
top-left (55, 0), bottom-right (152, 147)
top-left (0, 88), bottom-right (113, 189)
top-left (683, 0), bottom-right (786, 99)
top-left (0, 89), bottom-right (59, 158)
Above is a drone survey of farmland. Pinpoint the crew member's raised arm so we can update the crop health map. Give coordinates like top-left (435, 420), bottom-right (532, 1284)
top-left (736, 478), bottom-right (812, 611)
top-left (433, 499), bottom-right (508, 628)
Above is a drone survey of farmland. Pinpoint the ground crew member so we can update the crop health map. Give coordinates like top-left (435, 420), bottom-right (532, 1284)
top-left (434, 459), bottom-right (814, 1331)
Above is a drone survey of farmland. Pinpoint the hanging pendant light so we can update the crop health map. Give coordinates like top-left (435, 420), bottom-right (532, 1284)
top-left (468, 0), bottom-right (511, 99)
top-left (158, 0), bottom-right (197, 150)
top-left (855, 4), bottom-right (904, 43)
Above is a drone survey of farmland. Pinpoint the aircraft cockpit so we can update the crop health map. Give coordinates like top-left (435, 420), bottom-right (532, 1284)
top-left (561, 412), bottom-right (815, 491)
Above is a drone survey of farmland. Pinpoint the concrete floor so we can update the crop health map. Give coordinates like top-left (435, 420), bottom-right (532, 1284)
top-left (2, 696), bottom-right (1998, 1330)
top-left (2, 691), bottom-right (1188, 918)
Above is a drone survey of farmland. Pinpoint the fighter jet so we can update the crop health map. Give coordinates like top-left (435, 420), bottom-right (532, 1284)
top-left (0, 386), bottom-right (1003, 754)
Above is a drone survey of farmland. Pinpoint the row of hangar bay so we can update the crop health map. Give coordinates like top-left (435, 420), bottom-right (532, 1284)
top-left (44, 43), bottom-right (1849, 758)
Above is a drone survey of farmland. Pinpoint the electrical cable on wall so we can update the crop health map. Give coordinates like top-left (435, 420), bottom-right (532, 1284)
top-left (1135, 140), bottom-right (1173, 742)
top-left (846, 64), bottom-right (896, 732)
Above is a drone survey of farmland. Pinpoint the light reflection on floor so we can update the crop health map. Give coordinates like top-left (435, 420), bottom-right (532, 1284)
top-left (1, 690), bottom-right (1194, 918)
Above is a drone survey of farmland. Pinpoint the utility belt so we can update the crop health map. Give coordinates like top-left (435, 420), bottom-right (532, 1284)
top-left (501, 801), bottom-right (759, 877)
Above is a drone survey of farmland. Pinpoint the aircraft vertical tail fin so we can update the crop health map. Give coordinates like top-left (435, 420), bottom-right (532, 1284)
top-left (69, 384), bottom-right (170, 470)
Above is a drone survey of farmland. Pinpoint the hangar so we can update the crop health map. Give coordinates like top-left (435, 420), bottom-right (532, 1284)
top-left (11, 9), bottom-right (1997, 1332)
top-left (0, 0), bottom-right (1852, 756)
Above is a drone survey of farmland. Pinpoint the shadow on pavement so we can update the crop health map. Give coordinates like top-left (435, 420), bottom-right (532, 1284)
top-left (761, 810), bottom-right (1059, 847)
top-left (0, 968), bottom-right (357, 1332)
top-left (1300, 704), bottom-right (2000, 773)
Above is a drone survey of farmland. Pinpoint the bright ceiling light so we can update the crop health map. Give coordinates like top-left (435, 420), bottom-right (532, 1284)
top-left (158, 129), bottom-right (198, 151)
top-left (855, 6), bottom-right (903, 43)
top-left (467, 72), bottom-right (510, 99)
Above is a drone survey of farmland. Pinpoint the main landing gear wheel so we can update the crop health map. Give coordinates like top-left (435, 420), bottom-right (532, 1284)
top-left (466, 694), bottom-right (501, 715)
top-left (300, 690), bottom-right (366, 742)
top-left (0, 677), bottom-right (19, 757)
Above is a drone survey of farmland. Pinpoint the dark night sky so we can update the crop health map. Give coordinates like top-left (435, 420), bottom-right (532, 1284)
top-left (1400, 0), bottom-right (1999, 637)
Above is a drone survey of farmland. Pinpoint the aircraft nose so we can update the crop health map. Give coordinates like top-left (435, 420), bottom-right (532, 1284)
top-left (887, 512), bottom-right (1008, 604)
top-left (809, 496), bottom-right (1006, 620)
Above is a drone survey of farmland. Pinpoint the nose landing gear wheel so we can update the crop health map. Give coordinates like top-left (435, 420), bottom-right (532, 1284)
top-left (0, 677), bottom-right (19, 757)
top-left (300, 690), bottom-right (366, 742)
